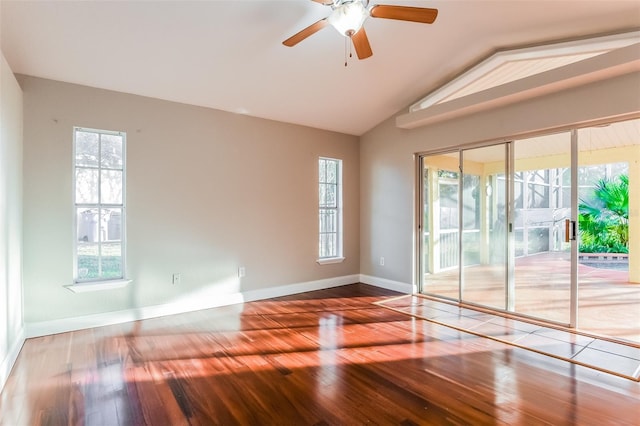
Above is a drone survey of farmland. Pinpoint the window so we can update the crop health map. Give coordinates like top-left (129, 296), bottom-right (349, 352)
top-left (527, 169), bottom-right (550, 208)
top-left (74, 127), bottom-right (126, 283)
top-left (318, 157), bottom-right (343, 262)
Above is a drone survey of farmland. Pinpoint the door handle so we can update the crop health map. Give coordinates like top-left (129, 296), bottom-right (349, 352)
top-left (565, 219), bottom-right (577, 242)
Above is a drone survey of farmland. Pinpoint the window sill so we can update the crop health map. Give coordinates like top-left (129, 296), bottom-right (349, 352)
top-left (65, 279), bottom-right (132, 293)
top-left (317, 257), bottom-right (345, 265)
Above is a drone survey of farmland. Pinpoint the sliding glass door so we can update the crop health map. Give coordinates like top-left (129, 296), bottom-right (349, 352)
top-left (421, 152), bottom-right (463, 300)
top-left (576, 119), bottom-right (639, 342)
top-left (460, 144), bottom-right (508, 310)
top-left (419, 136), bottom-right (576, 326)
top-left (511, 132), bottom-right (574, 325)
top-left (419, 118), bottom-right (639, 341)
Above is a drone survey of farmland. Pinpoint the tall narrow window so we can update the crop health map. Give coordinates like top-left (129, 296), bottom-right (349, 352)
top-left (318, 157), bottom-right (343, 262)
top-left (74, 127), bottom-right (126, 282)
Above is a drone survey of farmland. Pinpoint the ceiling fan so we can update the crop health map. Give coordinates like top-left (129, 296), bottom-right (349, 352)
top-left (283, 0), bottom-right (438, 61)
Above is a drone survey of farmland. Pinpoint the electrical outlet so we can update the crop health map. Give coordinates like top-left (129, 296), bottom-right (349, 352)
top-left (238, 267), bottom-right (246, 278)
top-left (172, 273), bottom-right (181, 285)
top-left (380, 257), bottom-right (385, 266)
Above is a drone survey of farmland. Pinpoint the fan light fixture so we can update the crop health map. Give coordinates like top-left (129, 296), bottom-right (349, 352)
top-left (282, 0), bottom-right (438, 63)
top-left (328, 1), bottom-right (367, 36)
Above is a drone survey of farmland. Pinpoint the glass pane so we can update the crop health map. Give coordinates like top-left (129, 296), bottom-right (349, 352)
top-left (528, 182), bottom-right (550, 208)
top-left (610, 162), bottom-right (628, 177)
top-left (319, 159), bottom-right (326, 183)
top-left (577, 118), bottom-right (638, 343)
top-left (422, 168), bottom-right (431, 276)
top-left (103, 208), bottom-right (122, 242)
top-left (101, 170), bottom-right (123, 204)
top-left (514, 230), bottom-right (525, 257)
top-left (319, 233), bottom-right (326, 257)
top-left (461, 144), bottom-right (507, 310)
top-left (319, 233), bottom-right (336, 258)
top-left (77, 243), bottom-right (99, 280)
top-left (527, 228), bottom-right (550, 253)
top-left (514, 176), bottom-right (524, 209)
top-left (421, 152), bottom-right (461, 300)
top-left (578, 165), bottom-right (602, 185)
top-left (462, 174), bottom-right (480, 230)
top-left (325, 184), bottom-right (336, 208)
top-left (319, 183), bottom-right (326, 207)
top-left (319, 209), bottom-right (336, 233)
top-left (563, 187), bottom-right (571, 207)
top-left (322, 234), bottom-right (329, 258)
top-left (326, 160), bottom-right (337, 184)
top-left (529, 169), bottom-right (548, 185)
top-left (513, 132), bottom-right (571, 324)
top-left (101, 242), bottom-right (123, 279)
top-left (320, 184), bottom-right (337, 208)
top-left (439, 181), bottom-right (458, 230)
top-left (75, 169), bottom-right (99, 203)
top-left (77, 208), bottom-right (99, 243)
top-left (75, 131), bottom-right (99, 167)
top-left (320, 234), bottom-right (331, 257)
top-left (328, 233), bottom-right (337, 257)
top-left (101, 134), bottom-right (123, 169)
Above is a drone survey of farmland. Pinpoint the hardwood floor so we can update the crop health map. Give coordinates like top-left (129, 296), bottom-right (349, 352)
top-left (1, 283), bottom-right (639, 425)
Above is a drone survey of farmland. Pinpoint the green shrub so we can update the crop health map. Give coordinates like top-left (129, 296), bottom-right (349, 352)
top-left (578, 174), bottom-right (628, 253)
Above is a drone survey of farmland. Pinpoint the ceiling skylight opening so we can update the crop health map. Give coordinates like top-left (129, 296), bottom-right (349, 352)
top-left (410, 31), bottom-right (640, 113)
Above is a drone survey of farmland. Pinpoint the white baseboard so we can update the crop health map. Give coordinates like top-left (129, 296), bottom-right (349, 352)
top-left (359, 274), bottom-right (414, 294)
top-left (26, 274), bottom-right (360, 338)
top-left (241, 274), bottom-right (360, 302)
top-left (0, 326), bottom-right (25, 393)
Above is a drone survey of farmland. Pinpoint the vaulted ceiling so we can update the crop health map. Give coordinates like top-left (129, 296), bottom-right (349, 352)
top-left (2, 0), bottom-right (639, 135)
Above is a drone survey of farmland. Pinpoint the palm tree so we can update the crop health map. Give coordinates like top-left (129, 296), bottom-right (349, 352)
top-left (578, 174), bottom-right (629, 253)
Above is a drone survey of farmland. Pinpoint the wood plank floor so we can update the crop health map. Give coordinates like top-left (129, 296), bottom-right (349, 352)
top-left (1, 283), bottom-right (639, 425)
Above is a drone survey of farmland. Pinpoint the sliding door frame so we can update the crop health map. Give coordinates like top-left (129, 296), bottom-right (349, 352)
top-left (570, 129), bottom-right (579, 328)
top-left (416, 135), bottom-right (580, 328)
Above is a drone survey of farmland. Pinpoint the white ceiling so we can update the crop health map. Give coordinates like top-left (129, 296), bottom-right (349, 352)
top-left (2, 0), bottom-right (639, 136)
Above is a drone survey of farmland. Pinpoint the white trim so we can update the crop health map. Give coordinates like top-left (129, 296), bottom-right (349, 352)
top-left (26, 274), bottom-right (360, 338)
top-left (242, 274), bottom-right (359, 302)
top-left (399, 42), bottom-right (640, 130)
top-left (410, 31), bottom-right (640, 112)
top-left (73, 126), bottom-right (127, 283)
top-left (64, 279), bottom-right (132, 293)
top-left (0, 326), bottom-right (25, 393)
top-left (317, 257), bottom-right (346, 265)
top-left (359, 274), bottom-right (414, 294)
top-left (319, 157), bottom-right (343, 259)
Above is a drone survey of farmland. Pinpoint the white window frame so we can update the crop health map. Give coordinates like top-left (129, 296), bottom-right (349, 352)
top-left (71, 126), bottom-right (129, 290)
top-left (317, 157), bottom-right (344, 264)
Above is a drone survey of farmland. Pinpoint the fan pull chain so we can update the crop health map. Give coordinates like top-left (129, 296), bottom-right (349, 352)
top-left (344, 36), bottom-right (354, 67)
top-left (344, 36), bottom-right (348, 67)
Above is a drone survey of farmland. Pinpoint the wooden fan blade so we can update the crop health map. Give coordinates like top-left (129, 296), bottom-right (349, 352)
top-left (283, 18), bottom-right (329, 47)
top-left (370, 5), bottom-right (438, 24)
top-left (352, 28), bottom-right (373, 60)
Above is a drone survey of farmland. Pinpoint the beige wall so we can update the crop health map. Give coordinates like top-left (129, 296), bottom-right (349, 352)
top-left (0, 53), bottom-right (24, 390)
top-left (20, 75), bottom-right (359, 323)
top-left (15, 61), bottom-right (640, 329)
top-left (360, 72), bottom-right (640, 286)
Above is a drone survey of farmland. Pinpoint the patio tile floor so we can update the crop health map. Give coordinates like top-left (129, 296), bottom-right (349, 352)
top-left (421, 252), bottom-right (640, 343)
top-left (378, 294), bottom-right (640, 381)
